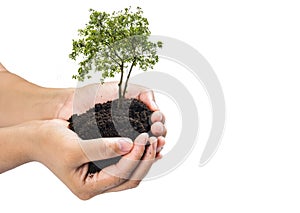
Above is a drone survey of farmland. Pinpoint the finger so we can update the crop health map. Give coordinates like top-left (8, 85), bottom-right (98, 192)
top-left (52, 119), bottom-right (70, 127)
top-left (121, 84), bottom-right (158, 111)
top-left (138, 90), bottom-right (159, 111)
top-left (79, 137), bottom-right (133, 163)
top-left (156, 136), bottom-right (165, 154)
top-left (0, 63), bottom-right (7, 72)
top-left (104, 137), bottom-right (157, 193)
top-left (124, 84), bottom-right (148, 98)
top-left (155, 153), bottom-right (163, 162)
top-left (88, 133), bottom-right (149, 193)
top-left (151, 111), bottom-right (165, 124)
top-left (124, 137), bottom-right (157, 180)
top-left (103, 133), bottom-right (148, 179)
top-left (151, 122), bottom-right (167, 137)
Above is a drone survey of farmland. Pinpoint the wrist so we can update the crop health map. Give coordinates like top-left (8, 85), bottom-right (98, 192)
top-left (36, 87), bottom-right (75, 121)
top-left (15, 120), bottom-right (54, 164)
top-left (0, 123), bottom-right (37, 173)
top-left (0, 71), bottom-right (74, 126)
top-left (55, 88), bottom-right (75, 120)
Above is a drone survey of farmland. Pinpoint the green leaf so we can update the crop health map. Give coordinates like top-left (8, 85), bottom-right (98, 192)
top-left (69, 6), bottom-right (163, 98)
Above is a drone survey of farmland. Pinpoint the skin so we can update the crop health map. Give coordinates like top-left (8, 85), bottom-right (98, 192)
top-left (0, 63), bottom-right (166, 199)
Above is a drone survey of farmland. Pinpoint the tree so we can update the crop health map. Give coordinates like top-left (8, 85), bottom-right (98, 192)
top-left (69, 7), bottom-right (163, 103)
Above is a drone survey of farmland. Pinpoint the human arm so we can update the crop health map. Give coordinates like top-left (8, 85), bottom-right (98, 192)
top-left (0, 124), bottom-right (34, 173)
top-left (0, 119), bottom-right (160, 199)
top-left (0, 63), bottom-right (72, 127)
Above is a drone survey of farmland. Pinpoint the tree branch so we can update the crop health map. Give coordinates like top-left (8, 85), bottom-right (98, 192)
top-left (122, 57), bottom-right (136, 98)
top-left (104, 41), bottom-right (124, 62)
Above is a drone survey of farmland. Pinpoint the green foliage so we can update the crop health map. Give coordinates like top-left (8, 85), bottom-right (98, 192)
top-left (69, 6), bottom-right (163, 99)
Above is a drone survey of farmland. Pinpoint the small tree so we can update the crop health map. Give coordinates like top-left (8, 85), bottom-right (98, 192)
top-left (69, 7), bottom-right (163, 104)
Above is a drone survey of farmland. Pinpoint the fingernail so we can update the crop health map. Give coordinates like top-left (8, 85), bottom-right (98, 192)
top-left (156, 147), bottom-right (163, 153)
top-left (118, 138), bottom-right (133, 152)
top-left (151, 100), bottom-right (159, 110)
top-left (149, 136), bottom-right (158, 145)
top-left (151, 122), bottom-right (164, 135)
top-left (151, 112), bottom-right (165, 125)
top-left (136, 133), bottom-right (149, 145)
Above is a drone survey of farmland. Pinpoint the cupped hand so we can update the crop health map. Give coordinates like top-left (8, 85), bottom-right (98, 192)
top-left (60, 82), bottom-right (161, 117)
top-left (58, 82), bottom-right (166, 157)
top-left (28, 119), bottom-right (159, 200)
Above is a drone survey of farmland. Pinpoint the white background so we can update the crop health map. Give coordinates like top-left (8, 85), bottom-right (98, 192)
top-left (1, 0), bottom-right (300, 212)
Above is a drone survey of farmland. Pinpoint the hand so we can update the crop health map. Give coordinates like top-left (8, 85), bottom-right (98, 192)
top-left (58, 82), bottom-right (167, 158)
top-left (59, 82), bottom-right (162, 117)
top-left (26, 119), bottom-right (159, 200)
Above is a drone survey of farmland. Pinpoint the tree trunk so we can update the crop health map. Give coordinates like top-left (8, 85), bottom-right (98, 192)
top-left (123, 58), bottom-right (136, 98)
top-left (118, 63), bottom-right (124, 107)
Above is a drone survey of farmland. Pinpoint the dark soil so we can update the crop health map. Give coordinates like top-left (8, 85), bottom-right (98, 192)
top-left (68, 98), bottom-right (153, 174)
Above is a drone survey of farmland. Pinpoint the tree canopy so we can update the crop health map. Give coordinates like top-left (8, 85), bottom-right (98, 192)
top-left (69, 7), bottom-right (162, 99)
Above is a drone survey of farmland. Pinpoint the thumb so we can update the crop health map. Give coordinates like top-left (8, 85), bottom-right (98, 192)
top-left (139, 90), bottom-right (159, 111)
top-left (79, 137), bottom-right (133, 163)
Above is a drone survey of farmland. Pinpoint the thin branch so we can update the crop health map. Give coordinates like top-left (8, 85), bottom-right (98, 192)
top-left (103, 41), bottom-right (123, 62)
top-left (108, 54), bottom-right (121, 66)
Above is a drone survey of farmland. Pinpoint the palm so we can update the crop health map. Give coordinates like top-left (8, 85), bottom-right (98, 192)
top-left (61, 82), bottom-right (158, 120)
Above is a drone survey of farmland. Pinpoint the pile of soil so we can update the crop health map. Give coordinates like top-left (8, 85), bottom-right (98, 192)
top-left (68, 98), bottom-right (153, 173)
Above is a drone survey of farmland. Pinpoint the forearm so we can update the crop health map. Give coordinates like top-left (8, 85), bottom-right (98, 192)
top-left (0, 71), bottom-right (74, 126)
top-left (0, 124), bottom-right (34, 173)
